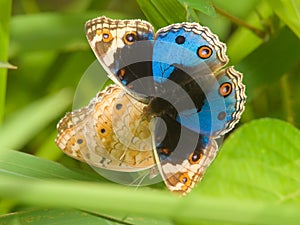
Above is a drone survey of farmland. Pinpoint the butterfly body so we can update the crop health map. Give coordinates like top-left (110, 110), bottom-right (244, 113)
top-left (56, 16), bottom-right (246, 195)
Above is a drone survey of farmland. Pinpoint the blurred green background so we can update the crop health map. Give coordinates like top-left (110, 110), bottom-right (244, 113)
top-left (0, 0), bottom-right (300, 224)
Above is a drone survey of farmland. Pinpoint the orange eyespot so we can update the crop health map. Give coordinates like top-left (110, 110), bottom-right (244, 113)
top-left (101, 29), bottom-right (113, 43)
top-left (197, 45), bottom-right (213, 59)
top-left (219, 82), bottom-right (232, 97)
top-left (159, 148), bottom-right (170, 156)
top-left (179, 173), bottom-right (191, 187)
top-left (189, 151), bottom-right (203, 164)
top-left (97, 124), bottom-right (110, 137)
top-left (123, 31), bottom-right (137, 45)
top-left (118, 68), bottom-right (126, 78)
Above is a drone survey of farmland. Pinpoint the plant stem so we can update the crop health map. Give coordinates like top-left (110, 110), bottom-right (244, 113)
top-left (214, 5), bottom-right (266, 39)
top-left (281, 74), bottom-right (294, 124)
top-left (0, 0), bottom-right (12, 124)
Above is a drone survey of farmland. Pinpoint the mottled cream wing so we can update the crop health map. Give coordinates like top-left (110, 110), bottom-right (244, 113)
top-left (85, 16), bottom-right (154, 64)
top-left (55, 85), bottom-right (155, 171)
top-left (158, 139), bottom-right (219, 195)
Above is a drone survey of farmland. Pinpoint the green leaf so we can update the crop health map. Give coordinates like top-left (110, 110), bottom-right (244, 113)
top-left (136, 0), bottom-right (186, 28)
top-left (0, 173), bottom-right (300, 225)
top-left (226, 1), bottom-right (273, 64)
top-left (267, 0), bottom-right (300, 38)
top-left (178, 0), bottom-right (216, 17)
top-left (0, 89), bottom-right (72, 149)
top-left (236, 26), bottom-right (300, 101)
top-left (214, 0), bottom-right (261, 18)
top-left (0, 208), bottom-right (117, 225)
top-left (9, 11), bottom-right (129, 57)
top-left (0, 149), bottom-right (101, 181)
top-left (0, 208), bottom-right (173, 225)
top-left (199, 118), bottom-right (300, 203)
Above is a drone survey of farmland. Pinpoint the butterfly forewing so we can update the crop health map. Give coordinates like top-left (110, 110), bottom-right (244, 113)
top-left (85, 16), bottom-right (155, 101)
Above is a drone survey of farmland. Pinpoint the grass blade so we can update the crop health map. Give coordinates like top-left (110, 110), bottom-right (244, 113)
top-left (0, 89), bottom-right (72, 149)
top-left (0, 0), bottom-right (12, 124)
top-left (0, 174), bottom-right (300, 225)
top-left (0, 208), bottom-right (116, 225)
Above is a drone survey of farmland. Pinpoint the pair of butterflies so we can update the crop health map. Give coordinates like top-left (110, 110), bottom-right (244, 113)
top-left (55, 16), bottom-right (246, 195)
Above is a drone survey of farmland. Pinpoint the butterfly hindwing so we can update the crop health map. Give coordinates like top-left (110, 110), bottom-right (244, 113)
top-left (176, 66), bottom-right (246, 137)
top-left (55, 85), bottom-right (155, 171)
top-left (151, 116), bottom-right (219, 194)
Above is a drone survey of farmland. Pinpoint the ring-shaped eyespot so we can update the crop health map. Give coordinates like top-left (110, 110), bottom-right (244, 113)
top-left (123, 31), bottom-right (137, 45)
top-left (114, 101), bottom-right (125, 114)
top-left (188, 151), bottom-right (203, 164)
top-left (219, 82), bottom-right (232, 97)
top-left (98, 126), bottom-right (110, 137)
top-left (101, 29), bottom-right (113, 43)
top-left (179, 172), bottom-right (191, 186)
top-left (197, 45), bottom-right (213, 59)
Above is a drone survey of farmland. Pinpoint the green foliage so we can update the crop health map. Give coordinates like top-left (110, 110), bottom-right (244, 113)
top-left (179, 0), bottom-right (216, 17)
top-left (0, 89), bottom-right (72, 149)
top-left (201, 119), bottom-right (300, 203)
top-left (0, 0), bottom-right (12, 124)
top-left (136, 0), bottom-right (186, 27)
top-left (0, 209), bottom-right (117, 225)
top-left (267, 0), bottom-right (300, 38)
top-left (1, 0), bottom-right (300, 224)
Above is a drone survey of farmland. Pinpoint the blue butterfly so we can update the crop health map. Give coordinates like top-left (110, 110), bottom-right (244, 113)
top-left (84, 16), bottom-right (246, 194)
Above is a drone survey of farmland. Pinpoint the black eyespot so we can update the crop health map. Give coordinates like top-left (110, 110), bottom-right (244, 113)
top-left (116, 103), bottom-right (123, 110)
top-left (218, 111), bottom-right (226, 120)
top-left (175, 35), bottom-right (185, 44)
top-left (77, 139), bottom-right (83, 144)
top-left (100, 128), bottom-right (106, 133)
